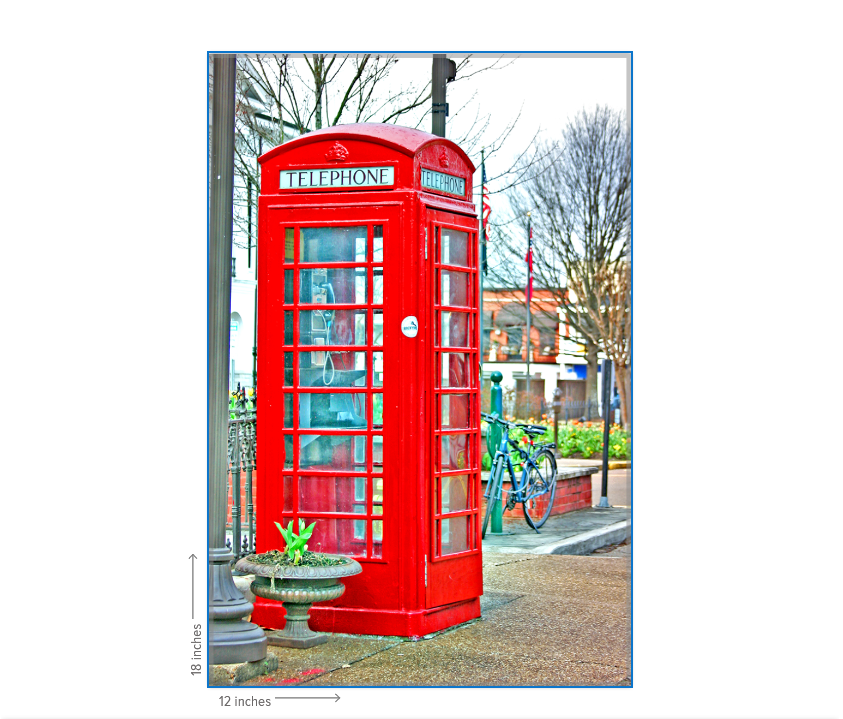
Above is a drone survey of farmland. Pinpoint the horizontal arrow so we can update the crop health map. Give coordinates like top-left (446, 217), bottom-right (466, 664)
top-left (275, 694), bottom-right (339, 702)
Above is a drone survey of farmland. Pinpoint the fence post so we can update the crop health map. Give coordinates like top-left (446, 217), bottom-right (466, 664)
top-left (552, 387), bottom-right (562, 451)
top-left (489, 371), bottom-right (504, 535)
top-left (244, 410), bottom-right (256, 555)
top-left (229, 409), bottom-right (243, 570)
top-left (597, 359), bottom-right (612, 508)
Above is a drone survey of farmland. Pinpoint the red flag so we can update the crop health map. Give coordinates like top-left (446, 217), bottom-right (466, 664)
top-left (481, 165), bottom-right (491, 233)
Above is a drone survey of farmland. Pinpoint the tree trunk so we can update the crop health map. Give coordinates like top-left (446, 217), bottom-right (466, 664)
top-left (585, 341), bottom-right (599, 414)
top-left (615, 362), bottom-right (631, 428)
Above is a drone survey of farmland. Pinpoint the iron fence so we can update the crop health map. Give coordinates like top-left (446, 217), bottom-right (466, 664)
top-left (557, 399), bottom-right (600, 422)
top-left (226, 405), bottom-right (256, 560)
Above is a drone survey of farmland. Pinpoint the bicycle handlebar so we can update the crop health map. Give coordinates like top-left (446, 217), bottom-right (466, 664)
top-left (481, 412), bottom-right (515, 429)
top-left (481, 412), bottom-right (546, 435)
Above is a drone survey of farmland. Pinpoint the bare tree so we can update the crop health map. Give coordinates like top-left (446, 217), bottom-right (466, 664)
top-left (226, 54), bottom-right (522, 250)
top-left (567, 260), bottom-right (631, 424)
top-left (488, 106), bottom-right (631, 419)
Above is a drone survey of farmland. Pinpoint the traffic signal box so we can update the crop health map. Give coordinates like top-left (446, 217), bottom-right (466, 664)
top-left (252, 123), bottom-right (482, 637)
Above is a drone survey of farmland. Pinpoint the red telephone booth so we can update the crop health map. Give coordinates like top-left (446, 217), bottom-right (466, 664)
top-left (251, 123), bottom-right (482, 637)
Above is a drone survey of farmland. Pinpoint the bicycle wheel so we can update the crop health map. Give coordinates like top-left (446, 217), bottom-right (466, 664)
top-left (482, 458), bottom-right (503, 539)
top-left (522, 449), bottom-right (557, 529)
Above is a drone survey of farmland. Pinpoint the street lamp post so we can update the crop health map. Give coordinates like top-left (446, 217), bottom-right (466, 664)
top-left (208, 53), bottom-right (267, 665)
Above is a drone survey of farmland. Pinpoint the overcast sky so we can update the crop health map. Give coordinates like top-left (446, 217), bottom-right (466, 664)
top-left (384, 53), bottom-right (628, 180)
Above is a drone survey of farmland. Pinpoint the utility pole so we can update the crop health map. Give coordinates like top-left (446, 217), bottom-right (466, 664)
top-left (431, 55), bottom-right (456, 137)
top-left (208, 53), bottom-right (267, 666)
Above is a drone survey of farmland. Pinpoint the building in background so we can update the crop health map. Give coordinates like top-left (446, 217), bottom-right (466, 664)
top-left (481, 285), bottom-right (607, 416)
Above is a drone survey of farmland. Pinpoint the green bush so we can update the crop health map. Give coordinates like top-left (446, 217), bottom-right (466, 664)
top-left (480, 417), bottom-right (631, 461)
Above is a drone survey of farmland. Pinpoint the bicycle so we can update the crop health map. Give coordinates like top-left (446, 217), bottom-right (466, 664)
top-left (481, 412), bottom-right (558, 538)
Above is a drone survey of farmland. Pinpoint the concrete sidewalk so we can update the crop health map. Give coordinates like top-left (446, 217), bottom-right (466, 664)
top-left (483, 505), bottom-right (630, 555)
top-left (233, 545), bottom-right (631, 687)
top-left (215, 465), bottom-right (632, 687)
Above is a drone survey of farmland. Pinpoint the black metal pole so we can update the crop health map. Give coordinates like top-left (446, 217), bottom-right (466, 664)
top-left (431, 55), bottom-right (456, 138)
top-left (597, 359), bottom-right (612, 508)
top-left (208, 53), bottom-right (267, 665)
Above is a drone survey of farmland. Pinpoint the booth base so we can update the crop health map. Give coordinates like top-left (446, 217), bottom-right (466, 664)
top-left (251, 597), bottom-right (481, 639)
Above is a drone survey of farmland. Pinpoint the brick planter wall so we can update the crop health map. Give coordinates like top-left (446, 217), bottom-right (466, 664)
top-left (479, 466), bottom-right (597, 518)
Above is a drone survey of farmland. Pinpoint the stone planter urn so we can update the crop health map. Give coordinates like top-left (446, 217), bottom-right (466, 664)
top-left (234, 553), bottom-right (362, 648)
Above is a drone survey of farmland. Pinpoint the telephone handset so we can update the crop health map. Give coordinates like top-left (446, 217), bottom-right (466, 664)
top-left (309, 269), bottom-right (336, 380)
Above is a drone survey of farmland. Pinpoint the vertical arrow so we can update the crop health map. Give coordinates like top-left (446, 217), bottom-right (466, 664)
top-left (189, 554), bottom-right (197, 619)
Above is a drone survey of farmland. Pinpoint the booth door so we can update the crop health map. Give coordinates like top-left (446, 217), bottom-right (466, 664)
top-left (425, 209), bottom-right (483, 609)
top-left (262, 204), bottom-right (401, 610)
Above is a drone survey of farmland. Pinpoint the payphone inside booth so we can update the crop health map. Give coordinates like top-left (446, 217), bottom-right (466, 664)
top-left (253, 124), bottom-right (481, 637)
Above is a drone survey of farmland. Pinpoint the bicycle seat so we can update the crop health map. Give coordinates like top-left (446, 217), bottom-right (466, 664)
top-left (520, 424), bottom-right (547, 437)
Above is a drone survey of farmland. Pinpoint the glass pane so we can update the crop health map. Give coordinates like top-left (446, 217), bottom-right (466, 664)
top-left (284, 311), bottom-right (294, 346)
top-left (284, 227), bottom-right (294, 263)
top-left (372, 351), bottom-right (383, 387)
top-left (283, 393), bottom-right (293, 428)
top-left (441, 515), bottom-right (469, 556)
top-left (440, 269), bottom-right (470, 307)
top-left (373, 434), bottom-right (383, 473)
top-left (372, 520), bottom-right (383, 558)
top-left (282, 476), bottom-right (293, 512)
top-left (299, 434), bottom-right (366, 471)
top-left (283, 435), bottom-right (293, 469)
top-left (373, 393), bottom-right (383, 427)
top-left (441, 475), bottom-right (470, 513)
top-left (439, 229), bottom-right (469, 267)
top-left (373, 267), bottom-right (383, 304)
top-left (299, 351), bottom-right (366, 388)
top-left (300, 267), bottom-right (367, 304)
top-left (298, 309), bottom-right (366, 346)
top-left (354, 505), bottom-right (366, 541)
top-left (300, 226), bottom-right (366, 263)
top-left (441, 394), bottom-right (471, 429)
top-left (299, 516), bottom-right (365, 557)
top-left (298, 392), bottom-right (367, 429)
top-left (441, 312), bottom-right (470, 347)
top-left (373, 310), bottom-right (384, 346)
top-left (440, 434), bottom-right (470, 472)
top-left (441, 352), bottom-right (471, 388)
top-left (284, 270), bottom-right (294, 304)
top-left (373, 477), bottom-right (383, 515)
top-left (284, 352), bottom-right (293, 387)
top-left (373, 225), bottom-right (384, 262)
top-left (298, 476), bottom-right (366, 514)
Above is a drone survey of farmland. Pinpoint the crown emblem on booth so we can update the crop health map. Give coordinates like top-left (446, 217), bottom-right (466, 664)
top-left (325, 142), bottom-right (349, 161)
top-left (438, 150), bottom-right (450, 168)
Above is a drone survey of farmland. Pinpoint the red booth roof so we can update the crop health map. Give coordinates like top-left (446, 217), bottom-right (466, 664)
top-left (258, 122), bottom-right (476, 172)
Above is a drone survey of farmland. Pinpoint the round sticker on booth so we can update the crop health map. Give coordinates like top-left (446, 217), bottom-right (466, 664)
top-left (401, 316), bottom-right (419, 338)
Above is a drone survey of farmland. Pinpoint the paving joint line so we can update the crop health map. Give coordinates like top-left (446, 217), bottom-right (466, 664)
top-left (484, 556), bottom-right (542, 567)
top-left (294, 640), bottom-right (405, 685)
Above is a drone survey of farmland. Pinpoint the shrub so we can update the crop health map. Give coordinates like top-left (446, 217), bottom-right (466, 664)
top-left (481, 416), bottom-right (631, 462)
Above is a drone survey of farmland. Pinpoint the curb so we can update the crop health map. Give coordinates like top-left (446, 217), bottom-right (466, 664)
top-left (537, 520), bottom-right (631, 555)
top-left (553, 458), bottom-right (631, 470)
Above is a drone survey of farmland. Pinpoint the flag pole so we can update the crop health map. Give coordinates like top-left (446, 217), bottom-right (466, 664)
top-left (526, 211), bottom-right (531, 402)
